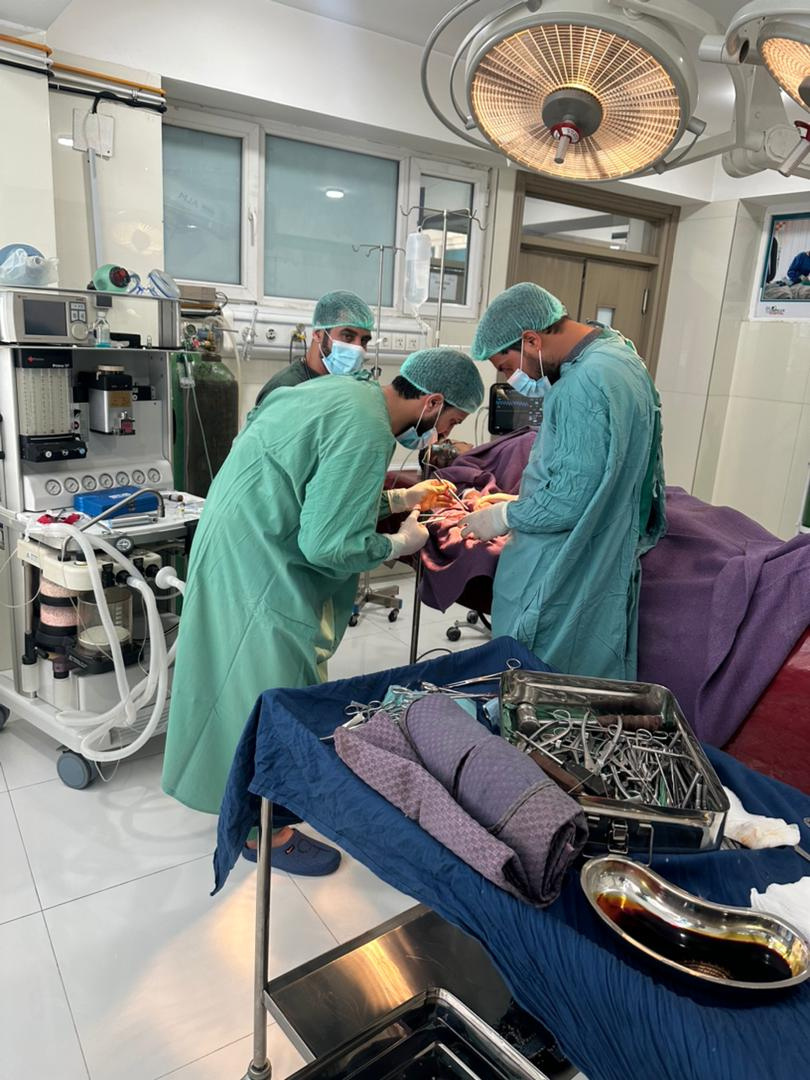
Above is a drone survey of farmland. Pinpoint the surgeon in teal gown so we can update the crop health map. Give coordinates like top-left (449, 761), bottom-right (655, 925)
top-left (162, 349), bottom-right (483, 870)
top-left (461, 283), bottom-right (665, 681)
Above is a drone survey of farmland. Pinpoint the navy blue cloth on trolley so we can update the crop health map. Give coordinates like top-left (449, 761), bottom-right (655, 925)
top-left (214, 637), bottom-right (810, 1080)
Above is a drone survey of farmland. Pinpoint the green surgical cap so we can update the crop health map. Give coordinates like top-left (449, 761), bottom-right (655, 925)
top-left (312, 290), bottom-right (375, 331)
top-left (471, 282), bottom-right (567, 360)
top-left (400, 347), bottom-right (484, 414)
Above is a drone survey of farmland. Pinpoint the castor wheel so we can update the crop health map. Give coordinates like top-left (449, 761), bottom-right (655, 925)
top-left (446, 625), bottom-right (462, 642)
top-left (56, 750), bottom-right (95, 790)
top-left (348, 613), bottom-right (359, 627)
top-left (0, 704), bottom-right (9, 730)
top-left (466, 611), bottom-right (479, 625)
top-left (388, 609), bottom-right (399, 623)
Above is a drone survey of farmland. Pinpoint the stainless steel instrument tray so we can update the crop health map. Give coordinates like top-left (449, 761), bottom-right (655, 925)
top-left (500, 670), bottom-right (729, 855)
top-left (287, 988), bottom-right (551, 1080)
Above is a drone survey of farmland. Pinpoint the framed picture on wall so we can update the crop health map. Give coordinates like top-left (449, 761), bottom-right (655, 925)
top-left (756, 211), bottom-right (810, 317)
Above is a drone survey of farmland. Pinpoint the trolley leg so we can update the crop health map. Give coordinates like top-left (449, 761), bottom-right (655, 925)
top-left (409, 555), bottom-right (424, 665)
top-left (244, 798), bottom-right (273, 1080)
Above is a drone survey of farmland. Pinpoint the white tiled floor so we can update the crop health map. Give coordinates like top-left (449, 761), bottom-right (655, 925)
top-left (0, 575), bottom-right (487, 1080)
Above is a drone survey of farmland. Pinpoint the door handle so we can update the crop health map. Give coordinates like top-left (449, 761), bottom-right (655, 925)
top-left (641, 288), bottom-right (650, 315)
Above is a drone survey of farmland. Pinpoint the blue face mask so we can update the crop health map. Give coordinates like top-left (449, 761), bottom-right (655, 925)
top-left (396, 398), bottom-right (441, 450)
top-left (507, 368), bottom-right (550, 398)
top-left (507, 339), bottom-right (549, 398)
top-left (322, 336), bottom-right (366, 375)
top-left (396, 426), bottom-right (438, 450)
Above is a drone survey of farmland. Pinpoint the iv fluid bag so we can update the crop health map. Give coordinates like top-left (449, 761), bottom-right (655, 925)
top-left (404, 231), bottom-right (431, 308)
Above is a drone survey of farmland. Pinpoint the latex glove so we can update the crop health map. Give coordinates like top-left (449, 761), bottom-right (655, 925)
top-left (388, 510), bottom-right (429, 557)
top-left (460, 502), bottom-right (510, 541)
top-left (387, 479), bottom-right (457, 513)
top-left (474, 491), bottom-right (519, 509)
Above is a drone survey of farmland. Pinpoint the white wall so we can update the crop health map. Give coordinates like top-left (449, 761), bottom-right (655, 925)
top-left (654, 201), bottom-right (738, 490)
top-left (49, 54), bottom-right (164, 289)
top-left (0, 64), bottom-right (57, 262)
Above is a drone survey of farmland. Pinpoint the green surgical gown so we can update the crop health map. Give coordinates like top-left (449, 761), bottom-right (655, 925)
top-left (162, 375), bottom-right (395, 813)
top-left (494, 330), bottom-right (666, 680)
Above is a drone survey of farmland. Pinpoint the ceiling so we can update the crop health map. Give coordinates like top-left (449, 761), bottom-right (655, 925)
top-left (271, 1), bottom-right (749, 52)
top-left (270, 0), bottom-right (766, 138)
top-left (0, 1), bottom-right (73, 30)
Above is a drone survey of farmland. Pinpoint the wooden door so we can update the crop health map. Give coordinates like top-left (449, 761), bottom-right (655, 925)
top-left (517, 247), bottom-right (584, 320)
top-left (580, 260), bottom-right (652, 355)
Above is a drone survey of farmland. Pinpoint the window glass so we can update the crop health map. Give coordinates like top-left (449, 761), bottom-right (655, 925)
top-left (419, 175), bottom-right (474, 304)
top-left (265, 135), bottom-right (398, 304)
top-left (522, 196), bottom-right (652, 254)
top-left (163, 125), bottom-right (242, 284)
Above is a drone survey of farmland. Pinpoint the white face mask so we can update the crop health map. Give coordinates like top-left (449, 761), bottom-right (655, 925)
top-left (506, 338), bottom-right (550, 398)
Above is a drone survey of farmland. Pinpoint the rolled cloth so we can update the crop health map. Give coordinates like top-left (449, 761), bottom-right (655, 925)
top-left (335, 694), bottom-right (587, 906)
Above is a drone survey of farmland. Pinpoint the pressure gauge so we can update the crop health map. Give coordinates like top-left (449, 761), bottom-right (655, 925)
top-left (45, 479), bottom-right (62, 496)
top-left (98, 473), bottom-right (114, 489)
top-left (116, 471), bottom-right (129, 486)
top-left (132, 469), bottom-right (146, 485)
top-left (114, 535), bottom-right (135, 556)
top-left (147, 467), bottom-right (161, 483)
top-left (64, 477), bottom-right (80, 494)
top-left (82, 475), bottom-right (97, 491)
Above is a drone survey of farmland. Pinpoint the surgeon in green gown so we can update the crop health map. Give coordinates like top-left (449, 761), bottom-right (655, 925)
top-left (460, 283), bottom-right (665, 681)
top-left (162, 348), bottom-right (484, 874)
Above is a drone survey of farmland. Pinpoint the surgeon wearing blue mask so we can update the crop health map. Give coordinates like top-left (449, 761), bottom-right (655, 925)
top-left (460, 281), bottom-right (666, 683)
top-left (253, 290), bottom-right (374, 409)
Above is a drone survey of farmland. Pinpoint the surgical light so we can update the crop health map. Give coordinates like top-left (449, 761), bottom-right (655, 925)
top-left (759, 22), bottom-right (810, 108)
top-left (325, 188), bottom-right (345, 199)
top-left (720, 3), bottom-right (810, 110)
top-left (422, 0), bottom-right (699, 182)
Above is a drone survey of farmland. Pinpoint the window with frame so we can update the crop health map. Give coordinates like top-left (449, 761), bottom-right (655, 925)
top-left (419, 174), bottom-right (475, 306)
top-left (163, 125), bottom-right (243, 286)
top-left (161, 112), bottom-right (489, 318)
top-left (264, 135), bottom-right (399, 305)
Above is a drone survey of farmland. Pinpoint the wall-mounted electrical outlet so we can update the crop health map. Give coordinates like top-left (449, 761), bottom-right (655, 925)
top-left (405, 335), bottom-right (419, 351)
top-left (393, 334), bottom-right (406, 351)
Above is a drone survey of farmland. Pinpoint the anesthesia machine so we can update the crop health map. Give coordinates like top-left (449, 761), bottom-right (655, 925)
top-left (0, 286), bottom-right (202, 787)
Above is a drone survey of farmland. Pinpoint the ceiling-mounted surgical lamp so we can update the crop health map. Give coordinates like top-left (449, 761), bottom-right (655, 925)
top-left (718, 1), bottom-right (810, 108)
top-left (422, 0), bottom-right (704, 182)
top-left (699, 2), bottom-right (810, 176)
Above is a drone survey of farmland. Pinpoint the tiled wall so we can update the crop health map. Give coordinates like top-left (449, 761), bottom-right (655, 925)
top-left (690, 201), bottom-right (810, 538)
top-left (654, 201), bottom-right (739, 491)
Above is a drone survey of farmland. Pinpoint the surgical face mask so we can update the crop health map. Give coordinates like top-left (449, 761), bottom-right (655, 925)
top-left (396, 399), bottom-right (441, 449)
top-left (321, 334), bottom-right (366, 375)
top-left (507, 338), bottom-right (550, 398)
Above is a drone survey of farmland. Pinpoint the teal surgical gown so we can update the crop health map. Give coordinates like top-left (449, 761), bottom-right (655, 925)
top-left (162, 375), bottom-right (395, 814)
top-left (494, 329), bottom-right (666, 680)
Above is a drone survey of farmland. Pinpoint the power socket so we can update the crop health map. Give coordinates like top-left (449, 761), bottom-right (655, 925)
top-left (393, 334), bottom-right (407, 351)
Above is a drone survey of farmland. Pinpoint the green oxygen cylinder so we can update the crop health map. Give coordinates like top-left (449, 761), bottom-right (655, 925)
top-left (171, 350), bottom-right (239, 497)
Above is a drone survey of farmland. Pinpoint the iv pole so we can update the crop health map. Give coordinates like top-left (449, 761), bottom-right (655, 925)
top-left (349, 243), bottom-right (406, 625)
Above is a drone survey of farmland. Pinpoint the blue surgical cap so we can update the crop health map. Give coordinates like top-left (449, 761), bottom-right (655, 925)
top-left (312, 290), bottom-right (375, 331)
top-left (400, 348), bottom-right (484, 414)
top-left (471, 282), bottom-right (567, 360)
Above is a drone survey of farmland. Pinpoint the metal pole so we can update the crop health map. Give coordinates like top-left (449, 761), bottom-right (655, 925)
top-left (373, 245), bottom-right (385, 380)
top-left (434, 210), bottom-right (449, 347)
top-left (408, 455), bottom-right (430, 664)
top-left (86, 149), bottom-right (104, 271)
top-left (244, 798), bottom-right (273, 1080)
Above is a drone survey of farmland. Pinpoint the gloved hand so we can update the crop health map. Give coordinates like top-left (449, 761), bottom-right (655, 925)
top-left (459, 501), bottom-right (510, 541)
top-left (473, 491), bottom-right (518, 509)
top-left (387, 479), bottom-right (457, 513)
top-left (388, 510), bottom-right (430, 558)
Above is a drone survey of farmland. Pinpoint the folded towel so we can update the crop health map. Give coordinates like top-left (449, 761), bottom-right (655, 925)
top-left (723, 786), bottom-right (800, 848)
top-left (750, 877), bottom-right (810, 940)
